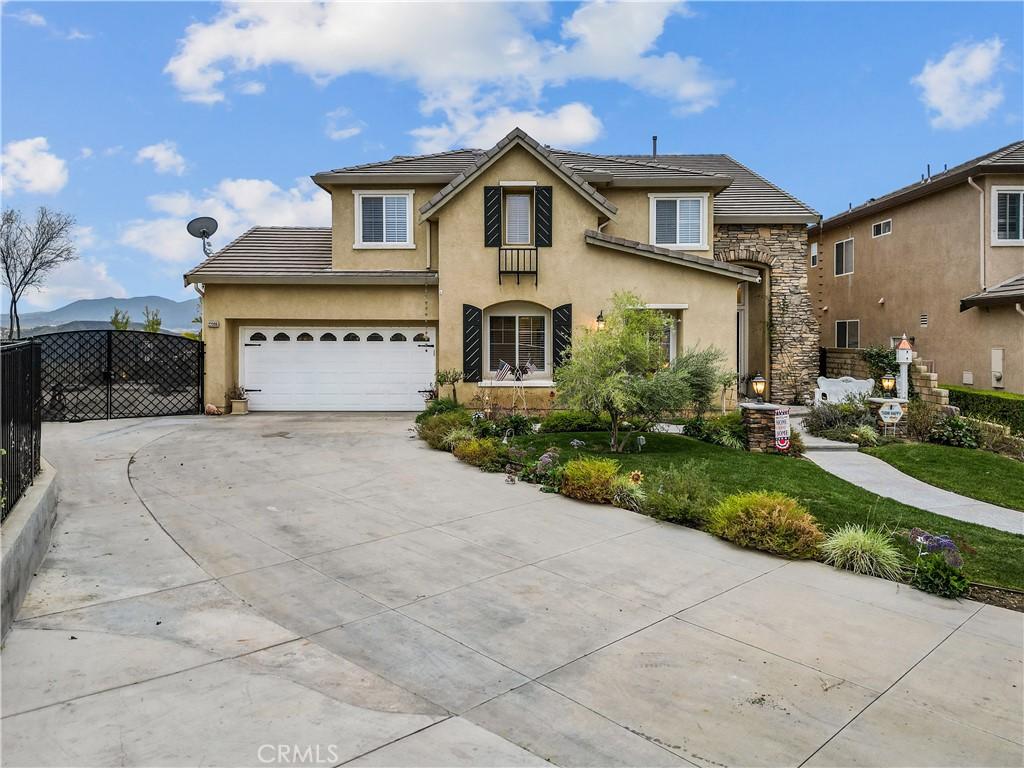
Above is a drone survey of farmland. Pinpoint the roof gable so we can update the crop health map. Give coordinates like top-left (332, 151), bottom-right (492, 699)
top-left (416, 128), bottom-right (619, 223)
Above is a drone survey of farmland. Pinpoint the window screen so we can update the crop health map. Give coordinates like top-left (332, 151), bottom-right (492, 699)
top-left (505, 194), bottom-right (531, 245)
top-left (654, 199), bottom-right (679, 244)
top-left (518, 316), bottom-right (545, 371)
top-left (361, 196), bottom-right (384, 243)
top-left (384, 196), bottom-right (408, 243)
top-left (997, 191), bottom-right (1023, 241)
top-left (677, 198), bottom-right (702, 244)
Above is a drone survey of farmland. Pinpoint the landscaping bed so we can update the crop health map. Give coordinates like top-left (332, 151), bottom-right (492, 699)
top-left (864, 442), bottom-right (1024, 512)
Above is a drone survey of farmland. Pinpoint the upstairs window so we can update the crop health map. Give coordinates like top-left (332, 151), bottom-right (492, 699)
top-left (810, 242), bottom-right (818, 267)
top-left (836, 319), bottom-right (860, 349)
top-left (650, 194), bottom-right (707, 249)
top-left (871, 219), bottom-right (892, 238)
top-left (355, 191), bottom-right (413, 248)
top-left (834, 238), bottom-right (854, 276)
top-left (505, 193), bottom-right (532, 245)
top-left (993, 187), bottom-right (1024, 244)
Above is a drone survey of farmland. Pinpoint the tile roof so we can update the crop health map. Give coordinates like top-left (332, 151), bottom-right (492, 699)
top-left (183, 227), bottom-right (439, 285)
top-left (816, 139), bottom-right (1024, 233)
top-left (960, 272), bottom-right (1024, 311)
top-left (584, 229), bottom-right (761, 282)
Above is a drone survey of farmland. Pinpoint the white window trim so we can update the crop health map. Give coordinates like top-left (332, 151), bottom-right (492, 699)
top-left (483, 310), bottom-right (551, 382)
top-left (499, 180), bottom-right (537, 187)
top-left (834, 237), bottom-right (854, 276)
top-left (504, 192), bottom-right (532, 246)
top-left (871, 219), bottom-right (892, 238)
top-left (835, 319), bottom-right (860, 349)
top-left (991, 186), bottom-right (1024, 246)
top-left (353, 190), bottom-right (415, 249)
top-left (648, 192), bottom-right (709, 251)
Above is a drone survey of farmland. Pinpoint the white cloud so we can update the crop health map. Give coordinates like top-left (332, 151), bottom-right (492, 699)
top-left (325, 107), bottom-right (364, 141)
top-left (65, 28), bottom-right (91, 41)
top-left (103, 145), bottom-right (123, 157)
top-left (21, 259), bottom-right (126, 311)
top-left (135, 141), bottom-right (187, 175)
top-left (165, 1), bottom-right (723, 149)
top-left (119, 177), bottom-right (330, 264)
top-left (237, 80), bottom-right (265, 95)
top-left (73, 225), bottom-right (97, 249)
top-left (0, 137), bottom-right (69, 195)
top-left (412, 103), bottom-right (602, 153)
top-left (912, 37), bottom-right (1005, 130)
top-left (79, 147), bottom-right (94, 159)
top-left (12, 9), bottom-right (46, 26)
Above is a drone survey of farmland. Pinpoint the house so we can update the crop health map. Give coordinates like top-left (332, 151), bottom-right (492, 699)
top-left (809, 140), bottom-right (1024, 394)
top-left (185, 128), bottom-right (819, 411)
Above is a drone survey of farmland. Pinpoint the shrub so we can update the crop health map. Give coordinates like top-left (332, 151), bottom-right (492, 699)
top-left (849, 424), bottom-right (879, 447)
top-left (561, 457), bottom-right (620, 503)
top-left (911, 555), bottom-right (969, 599)
top-left (519, 446), bottom-right (562, 486)
top-left (802, 402), bottom-right (872, 438)
top-left (417, 410), bottom-right (472, 450)
top-left (929, 414), bottom-right (980, 449)
top-left (788, 429), bottom-right (806, 456)
top-left (681, 411), bottom-right (746, 450)
top-left (453, 437), bottom-right (504, 468)
top-left (708, 491), bottom-right (823, 559)
top-left (540, 410), bottom-right (608, 433)
top-left (610, 474), bottom-right (646, 513)
top-left (945, 384), bottom-right (1024, 436)
top-left (415, 398), bottom-right (461, 424)
top-left (441, 426), bottom-right (475, 451)
top-left (905, 399), bottom-right (939, 441)
top-left (820, 524), bottom-right (905, 580)
top-left (641, 462), bottom-right (716, 525)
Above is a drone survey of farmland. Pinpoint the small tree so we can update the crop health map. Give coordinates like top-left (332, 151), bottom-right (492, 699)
top-left (110, 307), bottom-right (131, 331)
top-left (436, 368), bottom-right (463, 404)
top-left (673, 346), bottom-right (729, 417)
top-left (555, 292), bottom-right (694, 452)
top-left (1, 207), bottom-right (77, 338)
top-left (142, 306), bottom-right (161, 333)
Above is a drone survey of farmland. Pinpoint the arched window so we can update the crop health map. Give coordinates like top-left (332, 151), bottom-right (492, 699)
top-left (297, 332), bottom-right (314, 341)
top-left (320, 332), bottom-right (337, 342)
top-left (367, 332), bottom-right (384, 342)
top-left (390, 332), bottom-right (407, 342)
top-left (343, 332), bottom-right (360, 341)
top-left (413, 333), bottom-right (429, 342)
top-left (249, 332), bottom-right (267, 341)
top-left (273, 332), bottom-right (290, 341)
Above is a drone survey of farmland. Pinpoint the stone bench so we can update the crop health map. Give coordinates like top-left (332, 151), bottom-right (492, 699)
top-left (813, 375), bottom-right (874, 406)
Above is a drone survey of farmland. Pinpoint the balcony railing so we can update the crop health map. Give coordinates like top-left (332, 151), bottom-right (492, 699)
top-left (498, 247), bottom-right (538, 285)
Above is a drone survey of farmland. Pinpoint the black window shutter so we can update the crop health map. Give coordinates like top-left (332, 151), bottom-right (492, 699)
top-left (484, 187), bottom-right (502, 247)
top-left (463, 304), bottom-right (483, 382)
top-left (552, 303), bottom-right (572, 368)
top-left (535, 186), bottom-right (553, 247)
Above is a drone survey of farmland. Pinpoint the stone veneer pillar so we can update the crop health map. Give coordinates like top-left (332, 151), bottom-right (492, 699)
top-left (740, 402), bottom-right (790, 454)
top-left (715, 224), bottom-right (820, 406)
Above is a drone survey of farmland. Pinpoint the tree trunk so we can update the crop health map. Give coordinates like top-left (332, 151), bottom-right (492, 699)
top-left (9, 296), bottom-right (19, 339)
top-left (609, 413), bottom-right (621, 453)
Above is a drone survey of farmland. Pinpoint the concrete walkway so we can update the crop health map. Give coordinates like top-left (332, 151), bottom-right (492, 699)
top-left (793, 417), bottom-right (1024, 535)
top-left (2, 415), bottom-right (1022, 767)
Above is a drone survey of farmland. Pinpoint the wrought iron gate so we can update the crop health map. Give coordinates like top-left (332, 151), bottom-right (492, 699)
top-left (37, 330), bottom-right (204, 421)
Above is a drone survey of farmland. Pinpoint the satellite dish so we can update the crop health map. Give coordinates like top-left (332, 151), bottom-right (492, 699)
top-left (187, 216), bottom-right (218, 239)
top-left (187, 216), bottom-right (218, 257)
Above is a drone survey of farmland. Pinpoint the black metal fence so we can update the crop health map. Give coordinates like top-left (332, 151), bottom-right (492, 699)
top-left (37, 330), bottom-right (204, 422)
top-left (1, 340), bottom-right (42, 521)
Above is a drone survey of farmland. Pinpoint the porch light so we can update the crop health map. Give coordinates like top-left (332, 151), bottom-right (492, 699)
top-left (751, 374), bottom-right (767, 403)
top-left (881, 373), bottom-right (896, 394)
top-left (596, 310), bottom-right (605, 331)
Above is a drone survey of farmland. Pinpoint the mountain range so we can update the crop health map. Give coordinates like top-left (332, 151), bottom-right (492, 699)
top-left (3, 296), bottom-right (200, 333)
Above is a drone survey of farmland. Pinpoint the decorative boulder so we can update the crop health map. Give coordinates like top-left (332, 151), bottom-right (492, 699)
top-left (204, 403), bottom-right (223, 416)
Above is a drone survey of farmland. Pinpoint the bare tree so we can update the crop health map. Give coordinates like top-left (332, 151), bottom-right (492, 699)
top-left (1, 208), bottom-right (77, 339)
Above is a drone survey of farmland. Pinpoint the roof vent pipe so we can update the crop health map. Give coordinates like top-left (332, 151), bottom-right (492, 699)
top-left (927, 163), bottom-right (931, 181)
top-left (652, 135), bottom-right (658, 158)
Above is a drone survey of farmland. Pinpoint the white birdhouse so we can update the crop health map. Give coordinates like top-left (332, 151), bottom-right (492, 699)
top-left (895, 334), bottom-right (913, 364)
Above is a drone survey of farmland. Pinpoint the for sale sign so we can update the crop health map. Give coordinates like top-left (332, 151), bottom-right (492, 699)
top-left (774, 408), bottom-right (791, 450)
top-left (879, 401), bottom-right (904, 424)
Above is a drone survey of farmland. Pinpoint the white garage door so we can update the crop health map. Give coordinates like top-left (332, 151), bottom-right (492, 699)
top-left (241, 327), bottom-right (435, 411)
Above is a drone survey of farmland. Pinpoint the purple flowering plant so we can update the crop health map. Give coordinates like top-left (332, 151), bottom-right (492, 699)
top-left (908, 527), bottom-right (963, 568)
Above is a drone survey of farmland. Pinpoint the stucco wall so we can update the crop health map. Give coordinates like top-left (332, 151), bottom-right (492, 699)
top-left (812, 175), bottom-right (1024, 393)
top-left (432, 145), bottom-right (742, 404)
top-left (201, 283), bottom-right (438, 407)
top-left (715, 224), bottom-right (818, 404)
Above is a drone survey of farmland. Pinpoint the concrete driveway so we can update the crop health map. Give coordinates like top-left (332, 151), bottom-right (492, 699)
top-left (2, 414), bottom-right (1021, 767)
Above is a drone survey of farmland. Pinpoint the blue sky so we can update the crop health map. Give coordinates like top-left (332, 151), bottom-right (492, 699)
top-left (2, 1), bottom-right (1021, 310)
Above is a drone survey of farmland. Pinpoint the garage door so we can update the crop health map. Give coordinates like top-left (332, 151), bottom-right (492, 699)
top-left (241, 327), bottom-right (435, 411)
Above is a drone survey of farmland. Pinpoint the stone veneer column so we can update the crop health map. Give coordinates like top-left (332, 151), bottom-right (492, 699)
top-left (740, 402), bottom-right (790, 454)
top-left (715, 224), bottom-right (820, 406)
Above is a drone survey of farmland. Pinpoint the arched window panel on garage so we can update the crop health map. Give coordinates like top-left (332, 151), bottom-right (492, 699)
top-left (343, 333), bottom-right (360, 341)
top-left (273, 332), bottom-right (290, 341)
top-left (413, 333), bottom-right (430, 342)
top-left (249, 332), bottom-right (266, 341)
top-left (390, 333), bottom-right (407, 342)
top-left (297, 332), bottom-right (314, 341)
top-left (320, 333), bottom-right (337, 341)
top-left (367, 333), bottom-right (384, 342)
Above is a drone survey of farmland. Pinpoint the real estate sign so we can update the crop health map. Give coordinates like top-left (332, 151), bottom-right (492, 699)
top-left (774, 408), bottom-right (791, 450)
top-left (879, 401), bottom-right (904, 424)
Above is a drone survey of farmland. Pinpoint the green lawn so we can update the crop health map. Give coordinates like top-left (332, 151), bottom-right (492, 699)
top-left (512, 431), bottom-right (1024, 590)
top-left (864, 443), bottom-right (1024, 512)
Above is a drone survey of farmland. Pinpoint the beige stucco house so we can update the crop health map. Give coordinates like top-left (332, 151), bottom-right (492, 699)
top-left (185, 128), bottom-right (819, 411)
top-left (809, 140), bottom-right (1024, 394)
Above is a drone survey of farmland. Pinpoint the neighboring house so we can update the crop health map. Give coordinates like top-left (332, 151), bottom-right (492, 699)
top-left (809, 140), bottom-right (1024, 394)
top-left (185, 128), bottom-right (818, 411)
